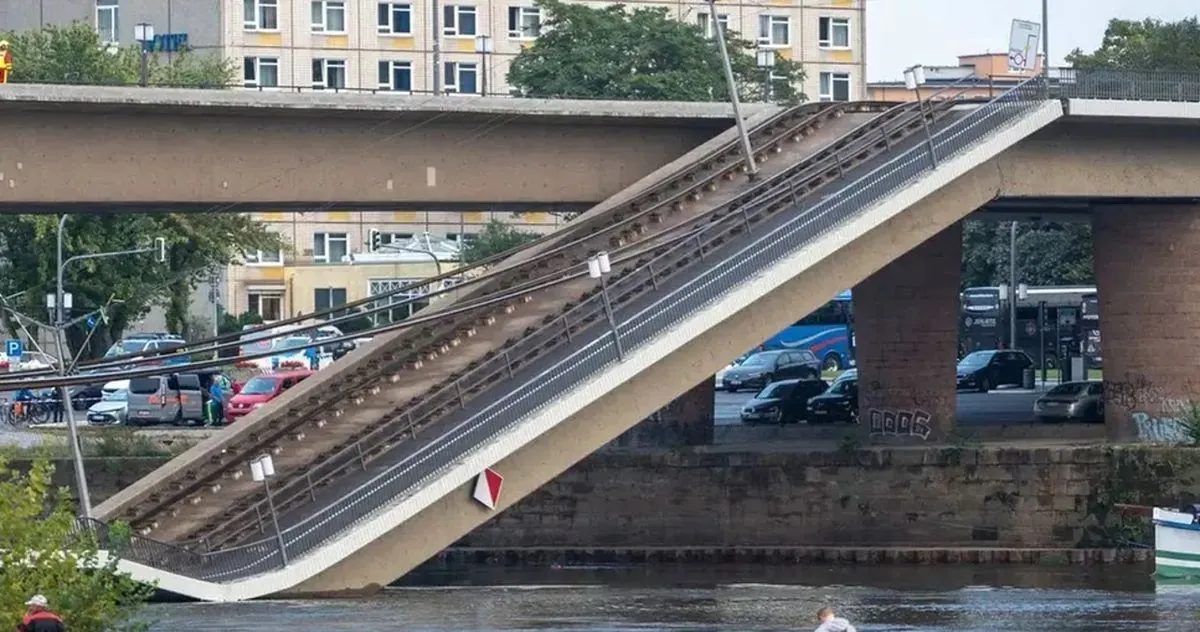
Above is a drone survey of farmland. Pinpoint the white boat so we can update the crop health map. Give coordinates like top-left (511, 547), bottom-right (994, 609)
top-left (1153, 507), bottom-right (1200, 580)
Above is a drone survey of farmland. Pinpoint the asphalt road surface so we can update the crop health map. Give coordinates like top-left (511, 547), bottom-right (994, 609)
top-left (715, 384), bottom-right (1050, 426)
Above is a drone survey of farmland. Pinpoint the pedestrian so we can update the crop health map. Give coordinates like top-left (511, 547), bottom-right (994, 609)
top-left (304, 344), bottom-right (320, 370)
top-left (16, 595), bottom-right (65, 632)
top-left (0, 40), bottom-right (11, 85)
top-left (814, 606), bottom-right (856, 632)
top-left (207, 378), bottom-right (225, 427)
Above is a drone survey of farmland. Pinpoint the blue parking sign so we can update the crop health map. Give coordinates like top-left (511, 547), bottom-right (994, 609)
top-left (5, 339), bottom-right (22, 358)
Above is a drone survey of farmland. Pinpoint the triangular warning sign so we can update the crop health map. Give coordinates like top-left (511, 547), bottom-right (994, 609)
top-left (472, 468), bottom-right (503, 510)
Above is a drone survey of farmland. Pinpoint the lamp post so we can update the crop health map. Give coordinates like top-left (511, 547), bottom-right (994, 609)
top-left (902, 64), bottom-right (938, 168)
top-left (474, 34), bottom-right (493, 96)
top-left (134, 23), bottom-right (154, 87)
top-left (706, 0), bottom-right (758, 179)
top-left (250, 454), bottom-right (289, 566)
top-left (755, 48), bottom-right (775, 102)
top-left (587, 252), bottom-right (623, 360)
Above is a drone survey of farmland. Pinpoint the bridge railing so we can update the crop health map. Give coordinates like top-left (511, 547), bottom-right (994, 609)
top-left (1053, 68), bottom-right (1200, 102)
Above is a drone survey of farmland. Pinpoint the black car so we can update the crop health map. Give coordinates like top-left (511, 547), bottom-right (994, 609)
top-left (956, 349), bottom-right (1033, 392)
top-left (721, 350), bottom-right (821, 392)
top-left (807, 375), bottom-right (858, 423)
top-left (740, 378), bottom-right (829, 424)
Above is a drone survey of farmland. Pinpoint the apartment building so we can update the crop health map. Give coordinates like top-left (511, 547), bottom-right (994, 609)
top-left (867, 53), bottom-right (1046, 102)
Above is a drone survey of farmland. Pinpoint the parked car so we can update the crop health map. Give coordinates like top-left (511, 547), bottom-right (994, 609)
top-left (104, 333), bottom-right (189, 367)
top-left (807, 374), bottom-right (859, 423)
top-left (126, 370), bottom-right (225, 426)
top-left (1035, 380), bottom-right (1104, 423)
top-left (224, 370), bottom-right (315, 421)
top-left (720, 350), bottom-right (821, 392)
top-left (86, 380), bottom-right (131, 425)
top-left (740, 378), bottom-right (829, 424)
top-left (956, 349), bottom-right (1034, 392)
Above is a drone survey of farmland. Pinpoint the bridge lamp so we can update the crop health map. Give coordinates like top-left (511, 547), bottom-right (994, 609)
top-left (903, 64), bottom-right (938, 167)
top-left (134, 23), bottom-right (154, 87)
top-left (587, 252), bottom-right (623, 360)
top-left (474, 34), bottom-right (493, 97)
top-left (755, 48), bottom-right (775, 102)
top-left (250, 454), bottom-right (289, 566)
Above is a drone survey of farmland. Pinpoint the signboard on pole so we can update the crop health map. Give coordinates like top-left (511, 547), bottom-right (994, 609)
top-left (4, 339), bottom-right (21, 359)
top-left (1008, 19), bottom-right (1041, 72)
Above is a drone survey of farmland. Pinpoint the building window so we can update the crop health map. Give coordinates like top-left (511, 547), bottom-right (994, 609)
top-left (314, 288), bottom-right (348, 315)
top-left (368, 279), bottom-right (430, 325)
top-left (247, 292), bottom-right (284, 321)
top-left (819, 72), bottom-right (851, 102)
top-left (757, 14), bottom-right (790, 47)
top-left (243, 57), bottom-right (279, 88)
top-left (370, 231), bottom-right (415, 250)
top-left (311, 0), bottom-right (346, 33)
top-left (243, 0), bottom-right (278, 30)
top-left (818, 17), bottom-right (850, 49)
top-left (378, 60), bottom-right (413, 92)
top-left (442, 5), bottom-right (477, 36)
top-left (312, 59), bottom-right (347, 90)
top-left (313, 232), bottom-right (349, 263)
top-left (443, 61), bottom-right (478, 94)
top-left (96, 0), bottom-right (119, 44)
top-left (696, 12), bottom-right (728, 39)
top-left (244, 249), bottom-right (283, 266)
top-left (377, 2), bottom-right (412, 34)
top-left (507, 6), bottom-right (541, 39)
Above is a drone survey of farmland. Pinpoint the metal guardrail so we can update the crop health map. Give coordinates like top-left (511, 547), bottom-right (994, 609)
top-left (1053, 68), bottom-right (1200, 102)
top-left (87, 69), bottom-right (1198, 584)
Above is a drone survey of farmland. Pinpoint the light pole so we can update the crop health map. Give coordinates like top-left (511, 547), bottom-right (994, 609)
top-left (903, 64), bottom-right (938, 167)
top-left (431, 0), bottom-right (443, 95)
top-left (706, 0), bottom-right (758, 179)
top-left (587, 252), bottom-right (623, 360)
top-left (755, 48), bottom-right (775, 102)
top-left (250, 453), bottom-right (289, 566)
top-left (474, 34), bottom-right (493, 96)
top-left (134, 23), bottom-right (154, 87)
top-left (1041, 0), bottom-right (1050, 83)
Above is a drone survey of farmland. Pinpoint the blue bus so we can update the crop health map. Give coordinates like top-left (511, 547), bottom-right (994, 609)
top-left (758, 290), bottom-right (855, 372)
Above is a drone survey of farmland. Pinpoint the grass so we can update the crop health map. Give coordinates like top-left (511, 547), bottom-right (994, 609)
top-left (0, 429), bottom-right (196, 460)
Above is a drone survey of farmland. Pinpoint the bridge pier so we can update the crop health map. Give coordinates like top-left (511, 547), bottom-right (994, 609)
top-left (854, 222), bottom-right (962, 442)
top-left (1093, 205), bottom-right (1200, 442)
top-left (615, 377), bottom-right (715, 447)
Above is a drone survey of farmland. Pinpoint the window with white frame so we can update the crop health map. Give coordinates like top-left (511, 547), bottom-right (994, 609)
top-left (243, 57), bottom-right (279, 88)
top-left (311, 59), bottom-right (347, 90)
top-left (696, 12), bottom-right (729, 39)
top-left (377, 2), bottom-right (412, 34)
top-left (442, 5), bottom-right (477, 36)
top-left (818, 16), bottom-right (850, 49)
top-left (313, 232), bottom-right (349, 262)
top-left (96, 0), bottom-right (119, 44)
top-left (314, 287), bottom-right (348, 315)
top-left (244, 249), bottom-right (283, 265)
top-left (818, 72), bottom-right (851, 102)
top-left (378, 60), bottom-right (413, 92)
top-left (368, 279), bottom-right (431, 324)
top-left (757, 14), bottom-right (790, 47)
top-left (507, 6), bottom-right (541, 39)
top-left (311, 0), bottom-right (346, 33)
top-left (247, 292), bottom-right (284, 321)
top-left (370, 230), bottom-right (415, 249)
top-left (243, 0), bottom-right (278, 30)
top-left (443, 61), bottom-right (478, 94)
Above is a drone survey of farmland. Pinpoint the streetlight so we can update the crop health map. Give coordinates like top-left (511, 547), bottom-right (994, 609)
top-left (902, 64), bottom-right (938, 167)
top-left (474, 34), bottom-right (493, 97)
top-left (587, 252), bottom-right (624, 360)
top-left (134, 22), bottom-right (154, 87)
top-left (250, 453), bottom-right (289, 566)
top-left (705, 0), bottom-right (758, 179)
top-left (755, 48), bottom-right (775, 102)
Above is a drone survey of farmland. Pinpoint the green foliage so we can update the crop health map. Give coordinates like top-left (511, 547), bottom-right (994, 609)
top-left (508, 0), bottom-right (805, 103)
top-left (960, 220), bottom-right (1094, 289)
top-left (0, 459), bottom-right (154, 631)
top-left (1, 22), bottom-right (235, 87)
top-left (1067, 17), bottom-right (1200, 70)
top-left (461, 219), bottom-right (541, 264)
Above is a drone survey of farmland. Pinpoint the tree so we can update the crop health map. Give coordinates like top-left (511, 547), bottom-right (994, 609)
top-left (0, 459), bottom-right (154, 632)
top-left (460, 220), bottom-right (540, 264)
top-left (507, 0), bottom-right (805, 102)
top-left (1, 22), bottom-right (235, 87)
top-left (1066, 18), bottom-right (1200, 70)
top-left (959, 220), bottom-right (1094, 289)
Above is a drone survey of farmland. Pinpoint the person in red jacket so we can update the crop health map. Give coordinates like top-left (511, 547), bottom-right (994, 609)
top-left (16, 595), bottom-right (65, 632)
top-left (0, 40), bottom-right (11, 84)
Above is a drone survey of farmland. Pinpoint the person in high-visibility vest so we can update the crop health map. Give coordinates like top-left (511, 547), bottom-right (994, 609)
top-left (0, 40), bottom-right (11, 84)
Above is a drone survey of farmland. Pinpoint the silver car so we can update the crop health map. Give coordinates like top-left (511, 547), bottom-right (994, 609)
top-left (1034, 380), bottom-right (1103, 423)
top-left (86, 379), bottom-right (130, 425)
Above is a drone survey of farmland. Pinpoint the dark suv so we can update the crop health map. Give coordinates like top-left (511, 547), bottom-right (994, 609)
top-left (720, 349), bottom-right (821, 392)
top-left (956, 349), bottom-right (1034, 392)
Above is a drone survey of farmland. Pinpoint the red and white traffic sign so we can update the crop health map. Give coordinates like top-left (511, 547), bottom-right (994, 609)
top-left (472, 468), bottom-right (503, 510)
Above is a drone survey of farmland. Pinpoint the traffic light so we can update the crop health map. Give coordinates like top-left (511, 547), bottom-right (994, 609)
top-left (369, 229), bottom-right (382, 251)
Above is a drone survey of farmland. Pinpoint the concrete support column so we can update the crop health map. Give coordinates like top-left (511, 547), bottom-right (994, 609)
top-left (1093, 205), bottom-right (1200, 441)
top-left (614, 376), bottom-right (715, 447)
top-left (854, 222), bottom-right (962, 442)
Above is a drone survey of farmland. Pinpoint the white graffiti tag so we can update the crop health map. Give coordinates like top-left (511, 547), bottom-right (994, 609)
top-left (1132, 412), bottom-right (1193, 444)
top-left (867, 409), bottom-right (932, 440)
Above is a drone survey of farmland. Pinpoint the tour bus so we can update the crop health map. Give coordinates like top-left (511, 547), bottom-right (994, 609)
top-left (755, 290), bottom-right (855, 373)
top-left (960, 285), bottom-right (1096, 370)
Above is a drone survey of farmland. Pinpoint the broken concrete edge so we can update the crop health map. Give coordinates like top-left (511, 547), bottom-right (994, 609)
top-left (0, 83), bottom-right (782, 121)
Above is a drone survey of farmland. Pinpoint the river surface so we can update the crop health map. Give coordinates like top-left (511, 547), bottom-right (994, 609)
top-left (145, 564), bottom-right (1200, 631)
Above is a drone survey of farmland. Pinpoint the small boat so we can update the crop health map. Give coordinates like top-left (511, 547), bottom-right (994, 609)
top-left (1152, 506), bottom-right (1200, 580)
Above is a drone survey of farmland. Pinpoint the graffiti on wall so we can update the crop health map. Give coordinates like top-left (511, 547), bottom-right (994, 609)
top-left (1106, 375), bottom-right (1197, 445)
top-left (867, 408), bottom-right (932, 440)
top-left (1132, 412), bottom-right (1192, 444)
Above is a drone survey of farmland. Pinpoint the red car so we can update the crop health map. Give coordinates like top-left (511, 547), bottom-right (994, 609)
top-left (224, 370), bottom-right (314, 421)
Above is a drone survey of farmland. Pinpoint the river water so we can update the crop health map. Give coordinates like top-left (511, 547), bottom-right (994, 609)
top-left (145, 564), bottom-right (1199, 631)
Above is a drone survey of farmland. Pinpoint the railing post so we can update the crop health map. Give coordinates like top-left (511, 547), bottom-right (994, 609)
top-left (305, 472), bottom-right (316, 503)
top-left (356, 443), bottom-right (367, 470)
top-left (503, 350), bottom-right (514, 377)
top-left (741, 206), bottom-right (753, 233)
top-left (405, 410), bottom-right (416, 437)
top-left (880, 123), bottom-right (891, 149)
top-left (694, 234), bottom-right (705, 259)
top-left (255, 505), bottom-right (266, 533)
top-left (648, 261), bottom-right (659, 289)
top-left (561, 315), bottom-right (572, 341)
top-left (454, 381), bottom-right (466, 409)
top-left (833, 151), bottom-right (844, 178)
top-left (789, 179), bottom-right (799, 206)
